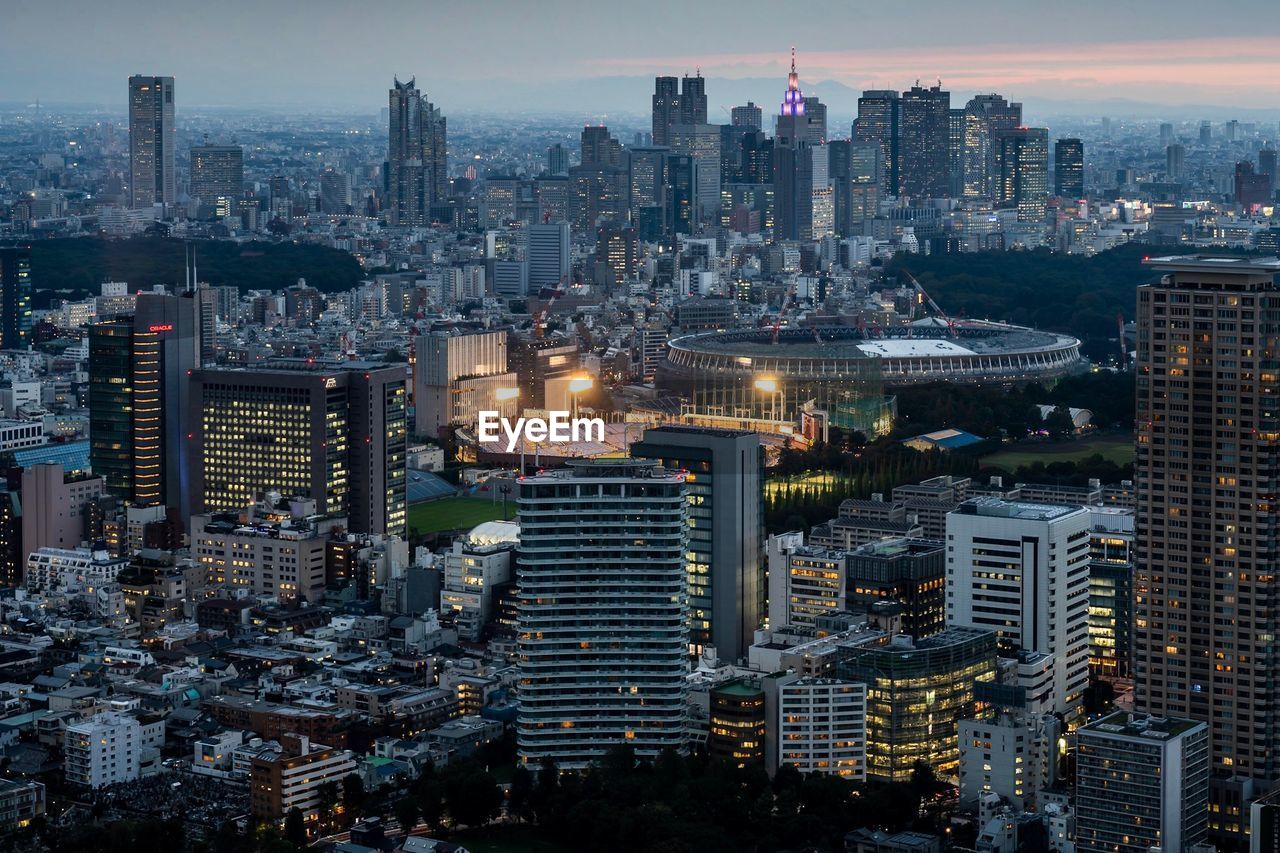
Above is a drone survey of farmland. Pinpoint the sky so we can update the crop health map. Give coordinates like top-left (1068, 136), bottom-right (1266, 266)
top-left (4, 0), bottom-right (1280, 118)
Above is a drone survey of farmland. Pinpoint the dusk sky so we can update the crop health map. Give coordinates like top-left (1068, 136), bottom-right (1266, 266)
top-left (5, 0), bottom-right (1280, 116)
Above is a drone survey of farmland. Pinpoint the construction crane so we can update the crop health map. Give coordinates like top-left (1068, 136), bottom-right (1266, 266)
top-left (899, 267), bottom-right (958, 338)
top-left (532, 273), bottom-right (571, 338)
top-left (771, 279), bottom-right (798, 344)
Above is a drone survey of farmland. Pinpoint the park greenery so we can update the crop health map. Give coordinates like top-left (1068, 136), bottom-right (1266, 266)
top-left (30, 236), bottom-right (362, 308)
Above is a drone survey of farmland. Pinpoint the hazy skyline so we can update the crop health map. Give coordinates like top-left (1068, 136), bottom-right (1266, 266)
top-left (5, 0), bottom-right (1280, 117)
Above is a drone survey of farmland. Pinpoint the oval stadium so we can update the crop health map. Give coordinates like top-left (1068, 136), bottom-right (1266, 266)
top-left (656, 320), bottom-right (1083, 434)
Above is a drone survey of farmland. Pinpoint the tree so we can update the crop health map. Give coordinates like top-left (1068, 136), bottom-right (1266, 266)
top-left (341, 773), bottom-right (367, 820)
top-left (445, 770), bottom-right (503, 828)
top-left (508, 765), bottom-right (534, 822)
top-left (283, 808), bottom-right (306, 850)
top-left (417, 778), bottom-right (446, 829)
top-left (1043, 406), bottom-right (1076, 437)
top-left (315, 779), bottom-right (340, 830)
top-left (393, 796), bottom-right (419, 833)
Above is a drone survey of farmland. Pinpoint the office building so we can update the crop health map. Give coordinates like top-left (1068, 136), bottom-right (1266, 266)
top-left (959, 711), bottom-right (1060, 812)
top-left (731, 102), bottom-right (762, 131)
top-left (631, 426), bottom-right (763, 661)
top-left (191, 497), bottom-right (346, 603)
top-left (249, 733), bottom-right (358, 821)
top-left (507, 332), bottom-right (579, 409)
top-left (1087, 507), bottom-right (1134, 680)
top-left (441, 520), bottom-right (518, 642)
top-left (999, 128), bottom-right (1049, 223)
top-left (856, 90), bottom-right (899, 195)
top-left (773, 59), bottom-right (818, 242)
top-left (1133, 256), bottom-right (1280, 809)
top-left (898, 83), bottom-right (950, 200)
top-left (128, 76), bottom-right (175, 208)
top-left (772, 546), bottom-right (845, 630)
top-left (670, 123), bottom-right (721, 224)
top-left (65, 712), bottom-right (142, 788)
top-left (0, 245), bottom-right (33, 351)
top-left (516, 460), bottom-right (689, 769)
top-left (189, 144), bottom-right (243, 216)
top-left (88, 291), bottom-right (202, 512)
top-left (527, 221), bottom-right (570, 291)
top-left (545, 142), bottom-right (569, 176)
top-left (1236, 161), bottom-right (1272, 207)
top-left (1054, 138), bottom-right (1084, 199)
top-left (679, 74), bottom-right (707, 126)
top-left (1075, 713), bottom-right (1209, 853)
top-left (413, 329), bottom-right (516, 436)
top-left (708, 679), bottom-right (766, 768)
top-left (187, 361), bottom-right (407, 537)
top-left (961, 94), bottom-right (1022, 199)
top-left (846, 538), bottom-right (946, 640)
top-left (838, 627), bottom-right (997, 781)
top-left (768, 673), bottom-right (867, 780)
top-left (20, 463), bottom-right (105, 555)
top-left (652, 76), bottom-right (680, 147)
top-left (946, 499), bottom-right (1091, 719)
top-left (1167, 143), bottom-right (1186, 180)
top-left (387, 77), bottom-right (447, 226)
top-left (319, 168), bottom-right (351, 214)
top-left (1261, 149), bottom-right (1277, 195)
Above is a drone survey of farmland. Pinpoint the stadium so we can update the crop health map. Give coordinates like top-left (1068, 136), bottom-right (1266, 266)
top-left (657, 320), bottom-right (1084, 434)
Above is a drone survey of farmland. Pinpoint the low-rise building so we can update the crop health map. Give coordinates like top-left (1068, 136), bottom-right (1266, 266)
top-left (249, 733), bottom-right (357, 821)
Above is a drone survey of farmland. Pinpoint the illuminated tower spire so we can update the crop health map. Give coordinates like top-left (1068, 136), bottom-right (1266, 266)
top-left (781, 47), bottom-right (805, 116)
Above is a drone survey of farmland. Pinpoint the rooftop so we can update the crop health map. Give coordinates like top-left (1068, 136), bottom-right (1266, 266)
top-left (1084, 711), bottom-right (1205, 740)
top-left (954, 496), bottom-right (1084, 521)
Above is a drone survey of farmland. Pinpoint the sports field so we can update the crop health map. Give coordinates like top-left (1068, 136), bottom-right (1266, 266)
top-left (407, 497), bottom-right (512, 533)
top-left (982, 434), bottom-right (1134, 471)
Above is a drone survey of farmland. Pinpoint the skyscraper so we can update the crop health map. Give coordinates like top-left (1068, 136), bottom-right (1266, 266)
top-left (670, 123), bottom-right (721, 224)
top-left (962, 94), bottom-right (1022, 198)
top-left (545, 142), bottom-right (569, 176)
top-left (189, 144), bottom-right (243, 216)
top-left (679, 74), bottom-right (707, 126)
top-left (731, 102), bottom-right (762, 131)
top-left (516, 460), bottom-right (689, 768)
top-left (387, 77), bottom-right (447, 226)
top-left (1261, 148), bottom-right (1278, 195)
top-left (187, 361), bottom-right (407, 537)
top-left (1054, 138), bottom-right (1084, 199)
top-left (856, 90), bottom-right (900, 196)
top-left (774, 51), bottom-right (816, 241)
top-left (89, 291), bottom-right (201, 514)
top-left (1166, 143), bottom-right (1186, 180)
top-left (999, 127), bottom-right (1049, 222)
top-left (898, 83), bottom-right (950, 199)
top-left (526, 221), bottom-right (570, 291)
top-left (0, 246), bottom-right (33, 351)
top-left (128, 76), bottom-right (175, 208)
top-left (652, 77), bottom-right (680, 147)
top-left (631, 426), bottom-right (763, 661)
top-left (1134, 255), bottom-right (1280, 831)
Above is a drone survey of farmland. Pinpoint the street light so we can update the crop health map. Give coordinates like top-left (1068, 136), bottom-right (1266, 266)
top-left (754, 376), bottom-right (781, 422)
top-left (568, 376), bottom-right (593, 418)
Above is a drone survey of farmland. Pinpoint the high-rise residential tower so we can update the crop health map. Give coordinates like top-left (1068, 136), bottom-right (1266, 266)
top-left (631, 426), bottom-right (763, 661)
top-left (516, 460), bottom-right (689, 769)
top-left (128, 76), bottom-right (175, 208)
top-left (1134, 255), bottom-right (1280, 833)
top-left (189, 144), bottom-right (243, 216)
top-left (387, 77), bottom-right (447, 226)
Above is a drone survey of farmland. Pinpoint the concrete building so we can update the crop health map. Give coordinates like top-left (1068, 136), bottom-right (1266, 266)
top-left (1075, 712), bottom-right (1210, 853)
top-left (190, 497), bottom-right (344, 603)
top-left (708, 679), bottom-right (766, 768)
top-left (767, 672), bottom-right (867, 780)
top-left (248, 733), bottom-right (358, 821)
top-left (0, 779), bottom-right (44, 831)
top-left (1133, 257), bottom-right (1280, 824)
top-left (189, 144), bottom-right (243, 216)
top-left (187, 361), bottom-right (407, 537)
top-left (846, 538), bottom-right (946, 640)
top-left (516, 460), bottom-right (688, 768)
top-left (631, 426), bottom-right (762, 661)
top-left (20, 464), bottom-right (104, 554)
top-left (440, 520), bottom-right (518, 641)
top-left (959, 711), bottom-right (1061, 812)
top-left (413, 330), bottom-right (517, 437)
top-left (26, 546), bottom-right (127, 594)
top-left (64, 712), bottom-right (142, 788)
top-left (946, 498), bottom-right (1091, 720)
top-left (128, 76), bottom-right (175, 208)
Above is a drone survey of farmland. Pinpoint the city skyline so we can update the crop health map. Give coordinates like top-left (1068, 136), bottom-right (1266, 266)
top-left (5, 0), bottom-right (1280, 115)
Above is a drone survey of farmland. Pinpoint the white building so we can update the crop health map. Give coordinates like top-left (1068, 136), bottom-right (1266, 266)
top-left (26, 547), bottom-right (127, 595)
top-left (959, 711), bottom-right (1061, 812)
top-left (945, 498), bottom-right (1091, 720)
top-left (0, 420), bottom-right (44, 451)
top-left (64, 712), bottom-right (141, 788)
top-left (768, 674), bottom-right (866, 781)
top-left (441, 520), bottom-right (518, 641)
top-left (765, 531), bottom-right (805, 630)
